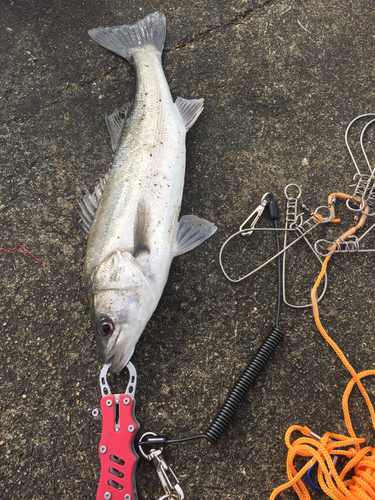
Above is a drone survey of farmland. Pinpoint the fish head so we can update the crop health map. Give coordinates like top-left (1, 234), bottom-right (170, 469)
top-left (86, 250), bottom-right (155, 373)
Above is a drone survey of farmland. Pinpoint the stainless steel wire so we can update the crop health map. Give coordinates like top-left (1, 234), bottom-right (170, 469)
top-left (346, 114), bottom-right (375, 215)
top-left (219, 197), bottom-right (332, 284)
top-left (282, 184), bottom-right (328, 309)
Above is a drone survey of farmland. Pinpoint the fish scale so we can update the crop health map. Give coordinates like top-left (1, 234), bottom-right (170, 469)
top-left (80, 12), bottom-right (216, 373)
top-left (87, 49), bottom-right (184, 272)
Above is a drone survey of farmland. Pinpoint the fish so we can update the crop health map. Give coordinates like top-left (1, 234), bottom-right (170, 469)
top-left (78, 12), bottom-right (217, 373)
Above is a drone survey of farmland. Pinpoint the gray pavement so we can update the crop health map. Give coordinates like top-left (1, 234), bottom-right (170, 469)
top-left (2, 0), bottom-right (375, 498)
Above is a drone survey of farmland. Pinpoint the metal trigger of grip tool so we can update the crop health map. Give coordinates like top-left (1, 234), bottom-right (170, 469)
top-left (94, 362), bottom-right (139, 500)
top-left (139, 432), bottom-right (184, 500)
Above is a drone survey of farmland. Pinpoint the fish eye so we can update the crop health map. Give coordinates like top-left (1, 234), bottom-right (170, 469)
top-left (97, 318), bottom-right (114, 337)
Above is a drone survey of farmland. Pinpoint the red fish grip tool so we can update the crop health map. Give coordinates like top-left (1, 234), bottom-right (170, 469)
top-left (94, 362), bottom-right (139, 500)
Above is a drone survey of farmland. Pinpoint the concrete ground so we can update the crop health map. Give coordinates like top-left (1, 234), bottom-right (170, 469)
top-left (2, 0), bottom-right (375, 498)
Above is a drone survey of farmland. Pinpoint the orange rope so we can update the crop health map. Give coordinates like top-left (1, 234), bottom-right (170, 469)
top-left (271, 194), bottom-right (375, 499)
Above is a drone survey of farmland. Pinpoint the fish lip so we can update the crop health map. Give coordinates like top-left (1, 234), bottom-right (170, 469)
top-left (106, 349), bottom-right (129, 374)
top-left (110, 361), bottom-right (126, 374)
top-left (102, 322), bottom-right (141, 373)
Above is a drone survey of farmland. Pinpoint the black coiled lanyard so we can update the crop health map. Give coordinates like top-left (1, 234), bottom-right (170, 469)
top-left (138, 193), bottom-right (284, 450)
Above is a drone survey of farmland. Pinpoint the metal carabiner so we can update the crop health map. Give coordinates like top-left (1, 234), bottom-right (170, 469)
top-left (153, 453), bottom-right (184, 500)
top-left (219, 204), bottom-right (332, 284)
top-left (139, 432), bottom-right (184, 500)
top-left (239, 192), bottom-right (271, 236)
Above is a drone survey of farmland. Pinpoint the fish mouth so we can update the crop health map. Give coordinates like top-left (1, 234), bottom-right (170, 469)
top-left (107, 346), bottom-right (135, 374)
top-left (109, 358), bottom-right (126, 374)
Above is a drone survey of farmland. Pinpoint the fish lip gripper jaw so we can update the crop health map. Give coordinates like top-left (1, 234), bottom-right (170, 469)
top-left (95, 362), bottom-right (139, 500)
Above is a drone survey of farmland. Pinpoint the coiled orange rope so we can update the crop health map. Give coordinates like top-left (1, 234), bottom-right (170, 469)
top-left (271, 194), bottom-right (375, 499)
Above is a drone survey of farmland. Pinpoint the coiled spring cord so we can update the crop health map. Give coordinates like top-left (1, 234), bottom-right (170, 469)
top-left (138, 194), bottom-right (284, 449)
top-left (204, 323), bottom-right (284, 444)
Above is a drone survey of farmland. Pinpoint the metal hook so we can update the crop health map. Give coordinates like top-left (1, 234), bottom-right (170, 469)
top-left (239, 192), bottom-right (271, 236)
top-left (219, 200), bottom-right (332, 283)
top-left (345, 113), bottom-right (375, 176)
top-left (359, 117), bottom-right (375, 175)
top-left (139, 432), bottom-right (184, 500)
top-left (345, 114), bottom-right (375, 215)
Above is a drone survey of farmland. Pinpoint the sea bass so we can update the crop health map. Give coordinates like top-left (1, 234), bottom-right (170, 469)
top-left (78, 12), bottom-right (216, 373)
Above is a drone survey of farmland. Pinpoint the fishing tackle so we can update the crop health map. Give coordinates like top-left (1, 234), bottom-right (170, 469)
top-left (219, 195), bottom-right (332, 284)
top-left (314, 192), bottom-right (375, 257)
top-left (345, 114), bottom-right (375, 215)
top-left (239, 191), bottom-right (271, 236)
top-left (93, 364), bottom-right (184, 500)
top-left (282, 184), bottom-right (328, 309)
top-left (310, 116), bottom-right (375, 258)
top-left (271, 114), bottom-right (375, 499)
top-left (314, 222), bottom-right (375, 256)
top-left (138, 432), bottom-right (184, 500)
top-left (139, 193), bottom-right (285, 448)
top-left (93, 362), bottom-right (139, 500)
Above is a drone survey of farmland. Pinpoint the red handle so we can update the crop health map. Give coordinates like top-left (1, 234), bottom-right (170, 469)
top-left (96, 394), bottom-right (139, 500)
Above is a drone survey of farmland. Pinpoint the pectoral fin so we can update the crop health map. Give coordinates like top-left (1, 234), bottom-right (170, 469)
top-left (174, 215), bottom-right (217, 257)
top-left (133, 199), bottom-right (151, 258)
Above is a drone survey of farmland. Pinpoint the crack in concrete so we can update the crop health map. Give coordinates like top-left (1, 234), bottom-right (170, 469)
top-left (1, 67), bottom-right (119, 126)
top-left (3, 0), bottom-right (279, 126)
top-left (1, 86), bottom-right (69, 127)
top-left (166, 0), bottom-right (279, 52)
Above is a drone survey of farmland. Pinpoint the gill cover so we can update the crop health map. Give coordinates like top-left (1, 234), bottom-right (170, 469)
top-left (86, 250), bottom-right (155, 368)
top-left (89, 250), bottom-right (153, 294)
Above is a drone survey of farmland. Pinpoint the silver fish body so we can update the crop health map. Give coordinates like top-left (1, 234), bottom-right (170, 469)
top-left (80, 13), bottom-right (216, 372)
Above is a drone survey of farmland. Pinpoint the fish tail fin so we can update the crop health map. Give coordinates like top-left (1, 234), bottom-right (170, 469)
top-left (88, 12), bottom-right (166, 63)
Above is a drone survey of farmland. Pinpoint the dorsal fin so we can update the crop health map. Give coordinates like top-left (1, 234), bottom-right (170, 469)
top-left (77, 173), bottom-right (109, 234)
top-left (105, 102), bottom-right (132, 152)
top-left (175, 97), bottom-right (204, 131)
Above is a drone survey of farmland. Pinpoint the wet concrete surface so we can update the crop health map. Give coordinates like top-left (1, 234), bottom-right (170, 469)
top-left (2, 0), bottom-right (375, 498)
